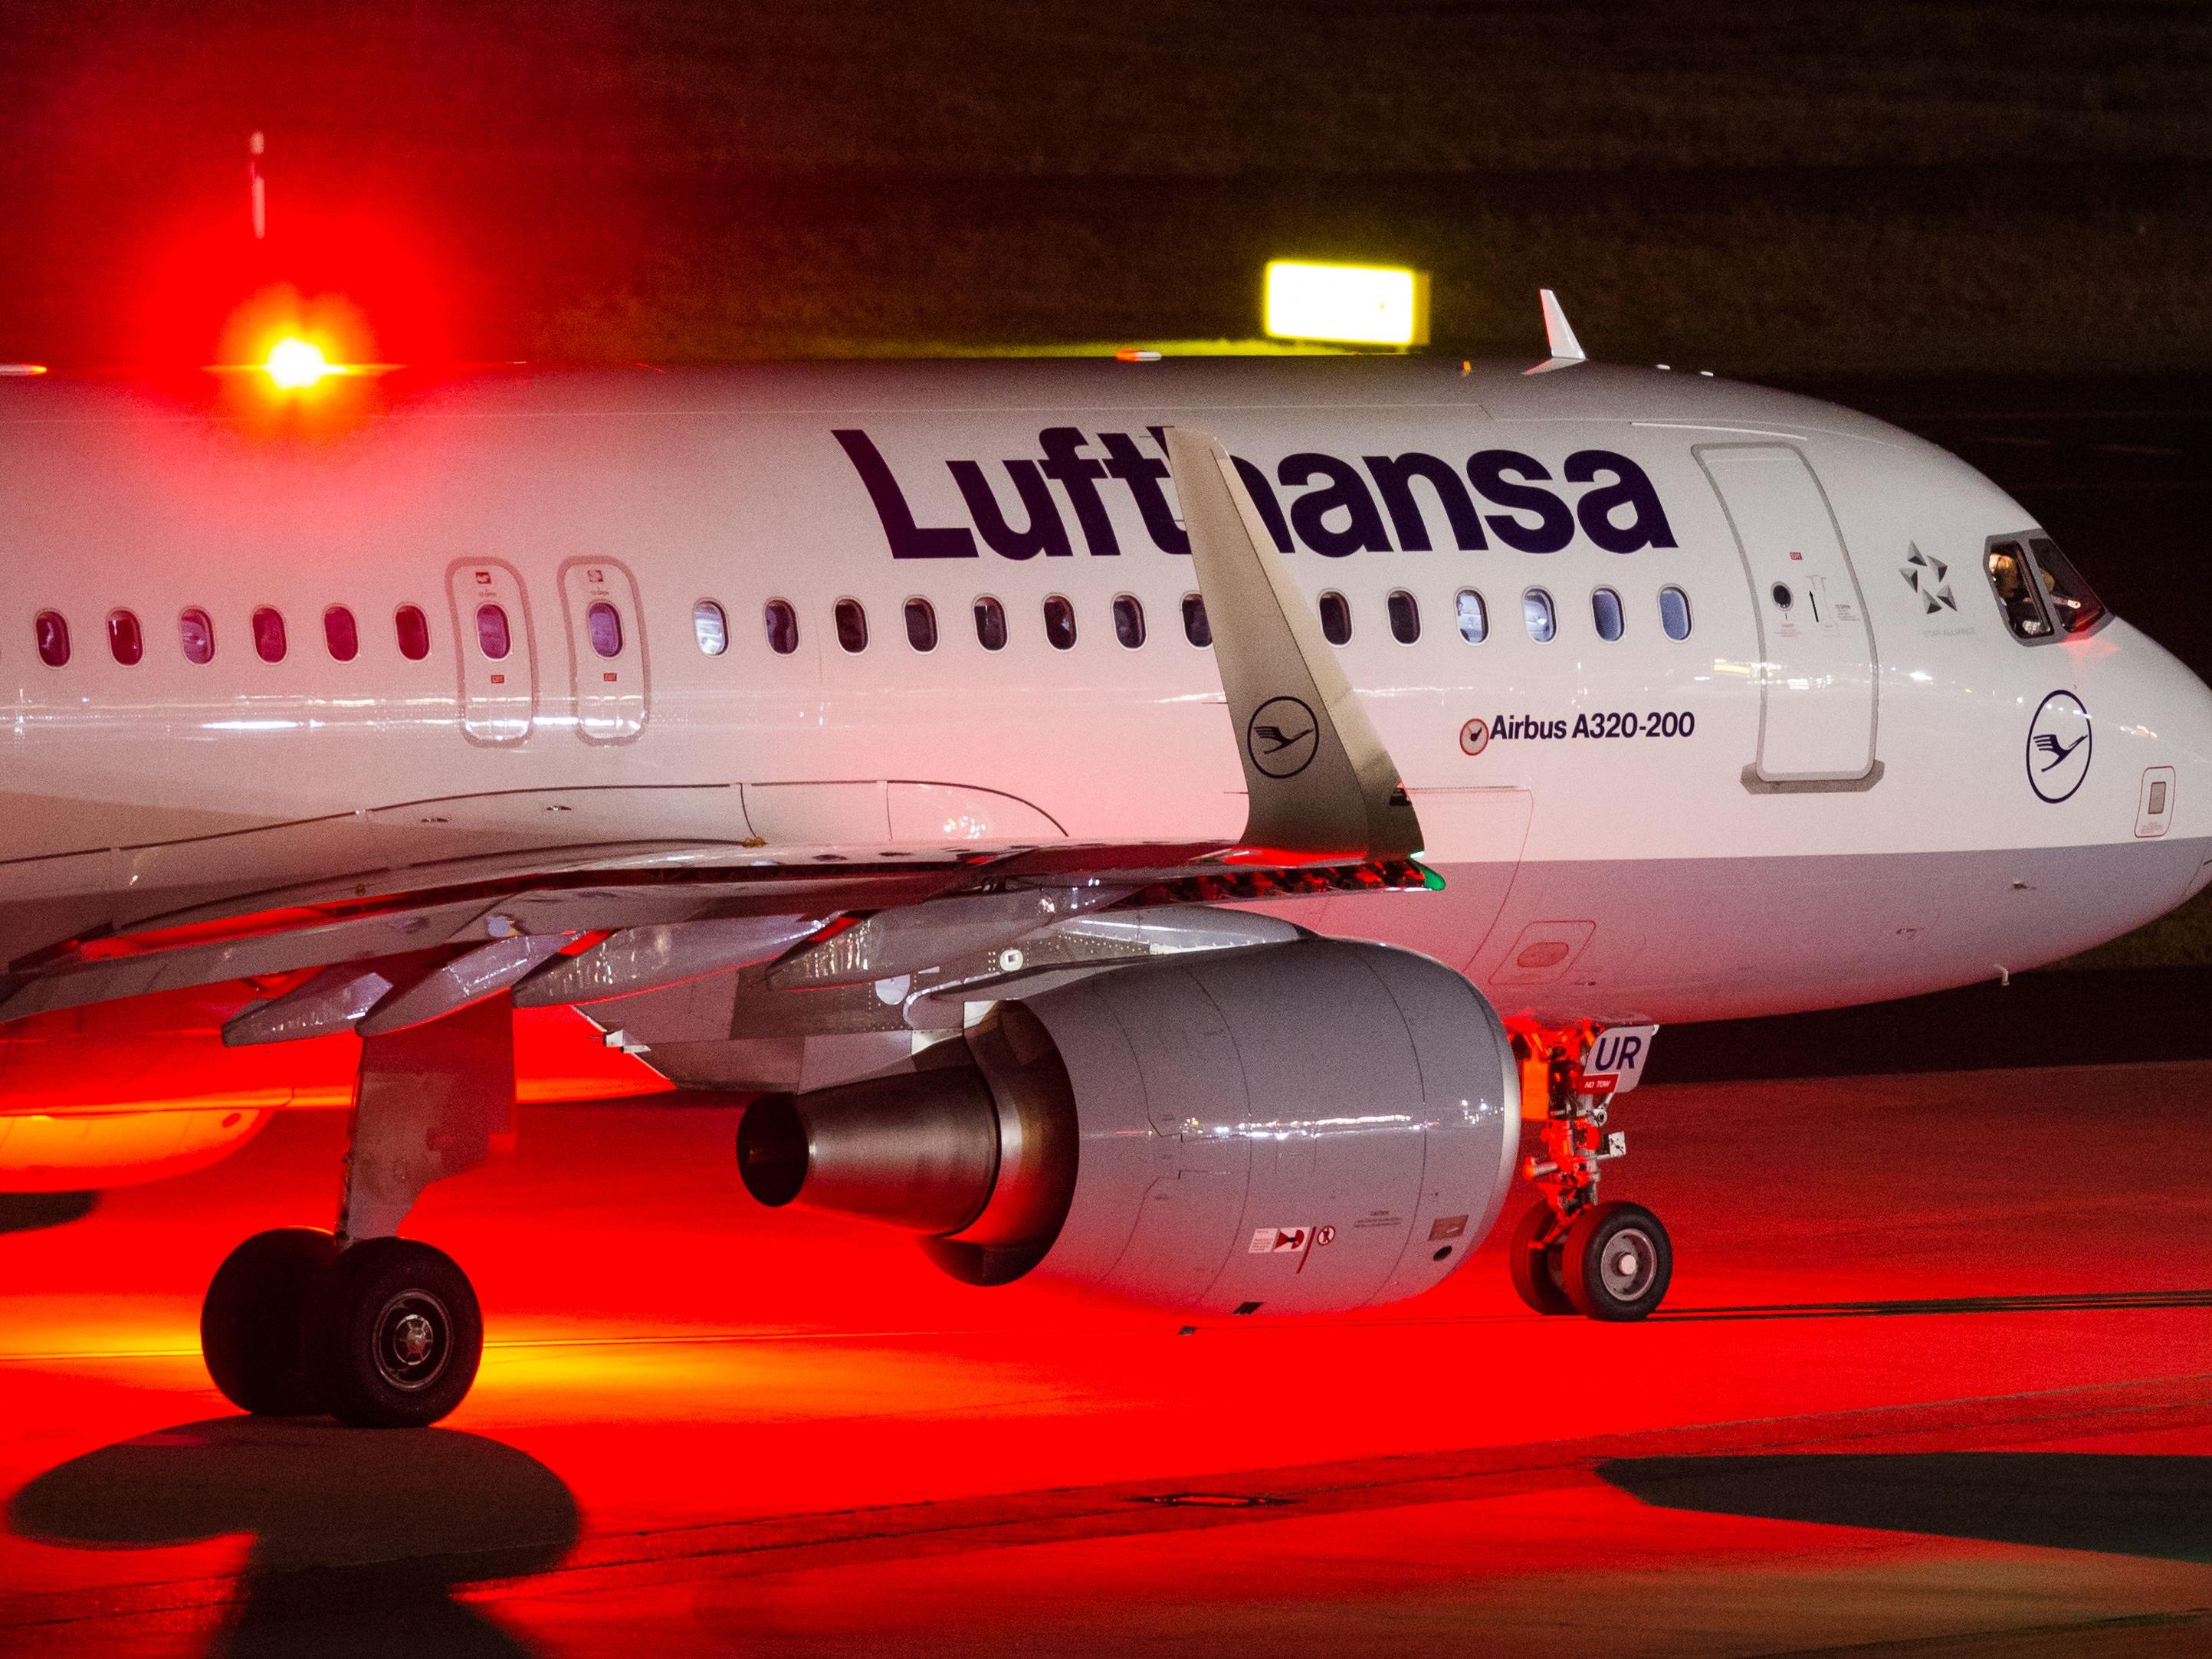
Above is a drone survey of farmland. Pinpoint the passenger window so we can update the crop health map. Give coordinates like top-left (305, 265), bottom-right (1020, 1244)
top-left (107, 609), bottom-right (143, 665)
top-left (973, 596), bottom-right (1007, 651)
top-left (1113, 594), bottom-right (1145, 648)
top-left (1319, 591), bottom-right (1351, 645)
top-left (395, 605), bottom-right (431, 661)
top-left (252, 606), bottom-right (287, 663)
top-left (324, 605), bottom-right (358, 661)
top-left (904, 597), bottom-right (937, 652)
top-left (1182, 593), bottom-right (1212, 647)
top-left (2027, 536), bottom-right (2108, 636)
top-left (586, 601), bottom-right (623, 658)
top-left (1984, 540), bottom-right (2052, 640)
top-left (1387, 590), bottom-right (1419, 644)
top-left (476, 603), bottom-right (512, 661)
top-left (1043, 595), bottom-right (1077, 651)
top-left (1659, 586), bottom-right (1692, 641)
top-left (764, 598), bottom-right (799, 655)
top-left (1592, 587), bottom-right (1624, 641)
top-left (1523, 589), bottom-right (1557, 642)
top-left (693, 600), bottom-right (728, 656)
top-left (34, 611), bottom-right (68, 667)
top-left (179, 608), bottom-right (215, 664)
top-left (834, 598), bottom-right (868, 653)
top-left (1456, 589), bottom-right (1487, 643)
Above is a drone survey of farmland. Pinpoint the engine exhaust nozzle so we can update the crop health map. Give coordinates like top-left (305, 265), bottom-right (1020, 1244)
top-left (737, 1064), bottom-right (1004, 1235)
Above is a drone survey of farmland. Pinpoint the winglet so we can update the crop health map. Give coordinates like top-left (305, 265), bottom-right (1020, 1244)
top-left (1526, 287), bottom-right (1587, 375)
top-left (1163, 425), bottom-right (1423, 863)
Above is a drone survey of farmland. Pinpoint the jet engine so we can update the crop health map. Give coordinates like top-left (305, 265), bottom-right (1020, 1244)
top-left (737, 939), bottom-right (1520, 1316)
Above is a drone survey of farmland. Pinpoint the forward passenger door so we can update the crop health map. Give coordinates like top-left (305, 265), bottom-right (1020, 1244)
top-left (1698, 444), bottom-right (1879, 785)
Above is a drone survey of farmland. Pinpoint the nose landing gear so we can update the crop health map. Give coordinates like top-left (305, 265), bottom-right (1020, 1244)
top-left (1505, 1024), bottom-right (1673, 1321)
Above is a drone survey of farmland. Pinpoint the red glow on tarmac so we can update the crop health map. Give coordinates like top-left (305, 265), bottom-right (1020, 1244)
top-left (4, 1063), bottom-right (2209, 1654)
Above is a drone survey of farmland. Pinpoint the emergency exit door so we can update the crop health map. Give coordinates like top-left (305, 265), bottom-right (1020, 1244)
top-left (446, 560), bottom-right (537, 746)
top-left (1698, 445), bottom-right (1878, 784)
top-left (560, 559), bottom-right (648, 743)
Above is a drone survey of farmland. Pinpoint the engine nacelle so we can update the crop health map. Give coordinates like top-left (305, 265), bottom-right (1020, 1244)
top-left (0, 1106), bottom-right (271, 1193)
top-left (737, 939), bottom-right (1520, 1316)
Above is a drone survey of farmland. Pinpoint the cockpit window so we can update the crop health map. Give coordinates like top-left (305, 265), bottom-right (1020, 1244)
top-left (1984, 540), bottom-right (2053, 641)
top-left (2028, 536), bottom-right (2108, 636)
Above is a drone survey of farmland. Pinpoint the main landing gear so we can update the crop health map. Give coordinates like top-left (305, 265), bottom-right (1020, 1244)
top-left (199, 997), bottom-right (511, 1427)
top-left (202, 1228), bottom-right (483, 1427)
top-left (1505, 1024), bottom-right (1672, 1322)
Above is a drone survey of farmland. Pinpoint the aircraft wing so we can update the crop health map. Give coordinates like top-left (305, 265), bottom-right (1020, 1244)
top-left (0, 425), bottom-right (1432, 1039)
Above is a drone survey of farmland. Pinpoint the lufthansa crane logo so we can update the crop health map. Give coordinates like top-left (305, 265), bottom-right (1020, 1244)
top-left (1246, 697), bottom-right (1320, 779)
top-left (2026, 690), bottom-right (2092, 803)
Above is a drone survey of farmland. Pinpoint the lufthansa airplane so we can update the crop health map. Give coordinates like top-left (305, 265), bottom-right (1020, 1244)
top-left (3, 315), bottom-right (2207, 1427)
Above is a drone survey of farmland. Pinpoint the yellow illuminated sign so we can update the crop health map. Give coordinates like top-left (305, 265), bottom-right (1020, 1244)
top-left (1263, 261), bottom-right (1429, 348)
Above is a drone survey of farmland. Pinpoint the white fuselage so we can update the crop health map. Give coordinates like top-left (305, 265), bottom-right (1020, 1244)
top-left (3, 357), bottom-right (2208, 1031)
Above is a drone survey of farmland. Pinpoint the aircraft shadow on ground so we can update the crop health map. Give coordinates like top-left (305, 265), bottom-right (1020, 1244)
top-left (0, 1191), bottom-right (98, 1234)
top-left (1600, 1452), bottom-right (2212, 1562)
top-left (8, 1416), bottom-right (579, 1658)
top-left (1656, 1289), bottom-right (2212, 1322)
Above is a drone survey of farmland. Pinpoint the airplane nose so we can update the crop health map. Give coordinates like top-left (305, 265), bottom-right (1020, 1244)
top-left (2151, 644), bottom-right (2212, 881)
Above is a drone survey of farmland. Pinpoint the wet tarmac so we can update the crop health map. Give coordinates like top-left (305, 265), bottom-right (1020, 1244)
top-left (3, 1054), bottom-right (2209, 1657)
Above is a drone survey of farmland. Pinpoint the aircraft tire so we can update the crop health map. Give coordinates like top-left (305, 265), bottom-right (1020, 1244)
top-left (201, 1226), bottom-right (339, 1415)
top-left (1505, 1202), bottom-right (1577, 1316)
top-left (307, 1238), bottom-right (482, 1428)
top-left (1560, 1200), bottom-right (1672, 1322)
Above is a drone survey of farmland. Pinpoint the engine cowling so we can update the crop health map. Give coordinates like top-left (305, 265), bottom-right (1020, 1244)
top-left (737, 938), bottom-right (1521, 1316)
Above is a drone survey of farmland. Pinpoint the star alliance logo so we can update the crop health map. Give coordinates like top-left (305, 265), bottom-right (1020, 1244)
top-left (1901, 544), bottom-right (1957, 614)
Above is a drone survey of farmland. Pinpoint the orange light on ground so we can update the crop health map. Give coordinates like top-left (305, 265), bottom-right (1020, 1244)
top-left (263, 336), bottom-right (334, 389)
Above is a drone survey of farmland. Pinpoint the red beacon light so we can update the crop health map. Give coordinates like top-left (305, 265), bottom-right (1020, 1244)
top-left (263, 336), bottom-right (336, 390)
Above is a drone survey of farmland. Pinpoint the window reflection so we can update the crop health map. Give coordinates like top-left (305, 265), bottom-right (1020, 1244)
top-left (252, 607), bottom-right (287, 663)
top-left (764, 599), bottom-right (799, 655)
top-left (1387, 590), bottom-right (1419, 644)
top-left (834, 598), bottom-right (868, 654)
top-left (1182, 594), bottom-right (1211, 647)
top-left (1592, 587), bottom-right (1624, 641)
top-left (973, 596), bottom-right (1007, 651)
top-left (395, 605), bottom-right (431, 661)
top-left (1043, 595), bottom-right (1076, 650)
top-left (586, 602), bottom-right (622, 658)
top-left (107, 609), bottom-right (143, 666)
top-left (1112, 594), bottom-right (1145, 648)
top-left (1522, 589), bottom-right (1556, 642)
top-left (1319, 592), bottom-right (1351, 644)
top-left (34, 611), bottom-right (67, 667)
top-left (905, 597), bottom-right (937, 652)
top-left (180, 608), bottom-right (215, 664)
top-left (693, 600), bottom-right (727, 656)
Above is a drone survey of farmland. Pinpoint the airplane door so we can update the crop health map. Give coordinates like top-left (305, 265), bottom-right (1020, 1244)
top-left (1698, 445), bottom-right (1878, 784)
top-left (559, 559), bottom-right (648, 743)
top-left (446, 560), bottom-right (537, 746)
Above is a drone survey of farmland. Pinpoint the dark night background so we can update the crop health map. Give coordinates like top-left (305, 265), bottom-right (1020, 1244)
top-left (3, 0), bottom-right (2210, 372)
top-left (5, 0), bottom-right (2212, 998)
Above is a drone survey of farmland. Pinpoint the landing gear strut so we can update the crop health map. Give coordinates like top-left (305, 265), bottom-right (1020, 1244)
top-left (1506, 1024), bottom-right (1672, 1321)
top-left (199, 995), bottom-right (511, 1427)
